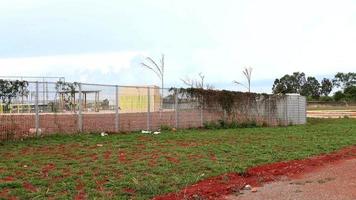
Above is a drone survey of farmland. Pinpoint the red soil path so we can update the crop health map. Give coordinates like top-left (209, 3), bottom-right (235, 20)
top-left (225, 158), bottom-right (356, 200)
top-left (153, 146), bottom-right (356, 200)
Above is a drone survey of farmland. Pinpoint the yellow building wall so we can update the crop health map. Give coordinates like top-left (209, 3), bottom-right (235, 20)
top-left (119, 86), bottom-right (161, 113)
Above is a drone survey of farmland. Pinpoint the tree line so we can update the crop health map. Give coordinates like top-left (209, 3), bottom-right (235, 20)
top-left (272, 72), bottom-right (356, 102)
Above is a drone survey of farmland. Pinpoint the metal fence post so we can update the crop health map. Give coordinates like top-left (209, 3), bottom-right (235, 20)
top-left (42, 78), bottom-right (45, 105)
top-left (78, 83), bottom-right (83, 132)
top-left (297, 95), bottom-right (300, 124)
top-left (268, 96), bottom-right (271, 125)
top-left (115, 85), bottom-right (119, 132)
top-left (285, 95), bottom-right (289, 126)
top-left (304, 96), bottom-right (307, 124)
top-left (200, 99), bottom-right (203, 127)
top-left (175, 89), bottom-right (179, 128)
top-left (35, 81), bottom-right (40, 136)
top-left (147, 87), bottom-right (151, 130)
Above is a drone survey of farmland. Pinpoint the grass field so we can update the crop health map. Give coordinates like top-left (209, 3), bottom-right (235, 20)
top-left (1, 118), bottom-right (356, 199)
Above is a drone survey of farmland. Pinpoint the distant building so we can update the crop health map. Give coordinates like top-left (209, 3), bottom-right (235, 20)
top-left (119, 86), bottom-right (161, 113)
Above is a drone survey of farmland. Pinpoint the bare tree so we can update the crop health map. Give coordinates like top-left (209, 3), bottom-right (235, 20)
top-left (141, 54), bottom-right (165, 109)
top-left (181, 72), bottom-right (206, 88)
top-left (233, 67), bottom-right (252, 92)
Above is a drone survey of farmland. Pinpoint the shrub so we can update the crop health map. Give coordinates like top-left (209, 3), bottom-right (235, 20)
top-left (160, 125), bottom-right (172, 131)
top-left (203, 121), bottom-right (220, 129)
top-left (204, 120), bottom-right (261, 129)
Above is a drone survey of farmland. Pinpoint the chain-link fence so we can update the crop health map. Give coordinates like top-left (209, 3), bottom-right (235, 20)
top-left (0, 81), bottom-right (306, 140)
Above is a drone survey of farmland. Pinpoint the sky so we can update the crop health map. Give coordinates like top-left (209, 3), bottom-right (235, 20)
top-left (0, 0), bottom-right (355, 93)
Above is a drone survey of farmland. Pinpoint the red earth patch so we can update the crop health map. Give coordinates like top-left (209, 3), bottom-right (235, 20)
top-left (42, 163), bottom-right (56, 177)
top-left (103, 151), bottom-right (112, 160)
top-left (90, 153), bottom-right (98, 161)
top-left (153, 146), bottom-right (356, 200)
top-left (166, 156), bottom-right (180, 164)
top-left (74, 179), bottom-right (86, 200)
top-left (210, 153), bottom-right (217, 161)
top-left (118, 151), bottom-right (126, 162)
top-left (122, 188), bottom-right (136, 195)
top-left (0, 176), bottom-right (15, 183)
top-left (23, 181), bottom-right (38, 192)
top-left (188, 154), bottom-right (204, 160)
top-left (0, 188), bottom-right (18, 200)
top-left (96, 178), bottom-right (109, 192)
top-left (149, 153), bottom-right (160, 167)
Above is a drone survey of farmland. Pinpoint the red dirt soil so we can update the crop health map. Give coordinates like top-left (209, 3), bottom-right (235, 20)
top-left (153, 146), bottom-right (356, 200)
top-left (0, 188), bottom-right (18, 200)
top-left (166, 156), bottom-right (180, 164)
top-left (225, 158), bottom-right (356, 200)
top-left (41, 163), bottom-right (56, 177)
top-left (118, 151), bottom-right (127, 162)
top-left (23, 181), bottom-right (38, 193)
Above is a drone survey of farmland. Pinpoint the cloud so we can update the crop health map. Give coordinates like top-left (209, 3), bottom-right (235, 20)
top-left (0, 51), bottom-right (146, 78)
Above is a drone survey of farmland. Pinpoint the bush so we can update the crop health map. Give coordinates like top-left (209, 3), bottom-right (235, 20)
top-left (160, 125), bottom-right (172, 131)
top-left (203, 121), bottom-right (220, 129)
top-left (334, 91), bottom-right (346, 102)
top-left (319, 96), bottom-right (333, 102)
top-left (203, 120), bottom-right (260, 129)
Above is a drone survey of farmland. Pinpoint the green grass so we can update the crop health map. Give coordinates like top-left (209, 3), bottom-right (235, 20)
top-left (0, 118), bottom-right (356, 199)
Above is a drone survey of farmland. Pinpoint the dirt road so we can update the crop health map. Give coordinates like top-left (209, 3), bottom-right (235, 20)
top-left (225, 158), bottom-right (356, 200)
top-left (307, 110), bottom-right (356, 118)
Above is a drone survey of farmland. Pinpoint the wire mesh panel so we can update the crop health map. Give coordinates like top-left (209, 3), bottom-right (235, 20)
top-left (176, 92), bottom-right (203, 129)
top-left (36, 82), bottom-right (77, 135)
top-left (0, 81), bottom-right (36, 140)
top-left (150, 88), bottom-right (176, 130)
top-left (81, 83), bottom-right (117, 133)
top-left (118, 86), bottom-right (151, 132)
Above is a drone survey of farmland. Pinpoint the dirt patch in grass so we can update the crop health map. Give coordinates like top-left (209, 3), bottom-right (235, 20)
top-left (74, 179), bottom-right (86, 200)
top-left (153, 146), bottom-right (356, 200)
top-left (42, 163), bottom-right (56, 177)
top-left (0, 176), bottom-right (15, 183)
top-left (166, 156), bottom-right (180, 164)
top-left (0, 188), bottom-right (18, 200)
top-left (23, 181), bottom-right (37, 192)
top-left (103, 151), bottom-right (112, 160)
top-left (210, 153), bottom-right (217, 161)
top-left (118, 151), bottom-right (127, 162)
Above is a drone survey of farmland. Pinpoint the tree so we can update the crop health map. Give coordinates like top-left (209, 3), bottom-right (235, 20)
top-left (181, 73), bottom-right (214, 89)
top-left (332, 72), bottom-right (356, 89)
top-left (344, 86), bottom-right (356, 101)
top-left (181, 73), bottom-right (205, 88)
top-left (55, 81), bottom-right (79, 111)
top-left (0, 79), bottom-right (29, 111)
top-left (333, 91), bottom-right (345, 101)
top-left (300, 76), bottom-right (320, 98)
top-left (272, 72), bottom-right (306, 94)
top-left (101, 99), bottom-right (110, 110)
top-left (141, 54), bottom-right (165, 109)
top-left (320, 78), bottom-right (333, 96)
top-left (233, 67), bottom-right (252, 92)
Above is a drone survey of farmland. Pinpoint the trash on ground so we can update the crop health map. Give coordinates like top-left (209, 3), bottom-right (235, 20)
top-left (244, 184), bottom-right (252, 190)
top-left (100, 132), bottom-right (108, 136)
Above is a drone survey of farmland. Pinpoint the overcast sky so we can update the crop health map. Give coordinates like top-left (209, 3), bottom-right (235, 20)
top-left (0, 0), bottom-right (355, 93)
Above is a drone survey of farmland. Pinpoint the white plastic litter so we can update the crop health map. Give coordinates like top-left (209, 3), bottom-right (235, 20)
top-left (153, 131), bottom-right (161, 135)
top-left (141, 130), bottom-right (152, 134)
top-left (244, 184), bottom-right (252, 190)
top-left (101, 132), bottom-right (108, 136)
